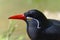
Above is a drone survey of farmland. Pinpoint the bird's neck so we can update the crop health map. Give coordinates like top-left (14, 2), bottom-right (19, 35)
top-left (37, 17), bottom-right (49, 30)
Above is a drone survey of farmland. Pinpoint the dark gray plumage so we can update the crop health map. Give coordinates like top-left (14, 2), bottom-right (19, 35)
top-left (26, 19), bottom-right (60, 40)
top-left (24, 9), bottom-right (60, 40)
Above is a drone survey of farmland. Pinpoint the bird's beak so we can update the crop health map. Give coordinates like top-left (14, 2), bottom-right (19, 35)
top-left (8, 14), bottom-right (26, 20)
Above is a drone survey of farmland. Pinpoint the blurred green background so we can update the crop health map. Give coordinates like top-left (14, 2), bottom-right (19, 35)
top-left (0, 0), bottom-right (60, 40)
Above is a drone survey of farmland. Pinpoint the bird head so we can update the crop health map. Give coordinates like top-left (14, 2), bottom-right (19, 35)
top-left (8, 9), bottom-right (48, 29)
top-left (9, 9), bottom-right (47, 20)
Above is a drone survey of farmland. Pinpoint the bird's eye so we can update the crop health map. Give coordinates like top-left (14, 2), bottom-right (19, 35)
top-left (27, 17), bottom-right (33, 20)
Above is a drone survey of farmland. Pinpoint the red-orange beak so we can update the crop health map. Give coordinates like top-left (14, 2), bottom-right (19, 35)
top-left (8, 14), bottom-right (26, 20)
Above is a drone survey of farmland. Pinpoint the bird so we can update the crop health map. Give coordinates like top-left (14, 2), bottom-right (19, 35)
top-left (8, 9), bottom-right (60, 40)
